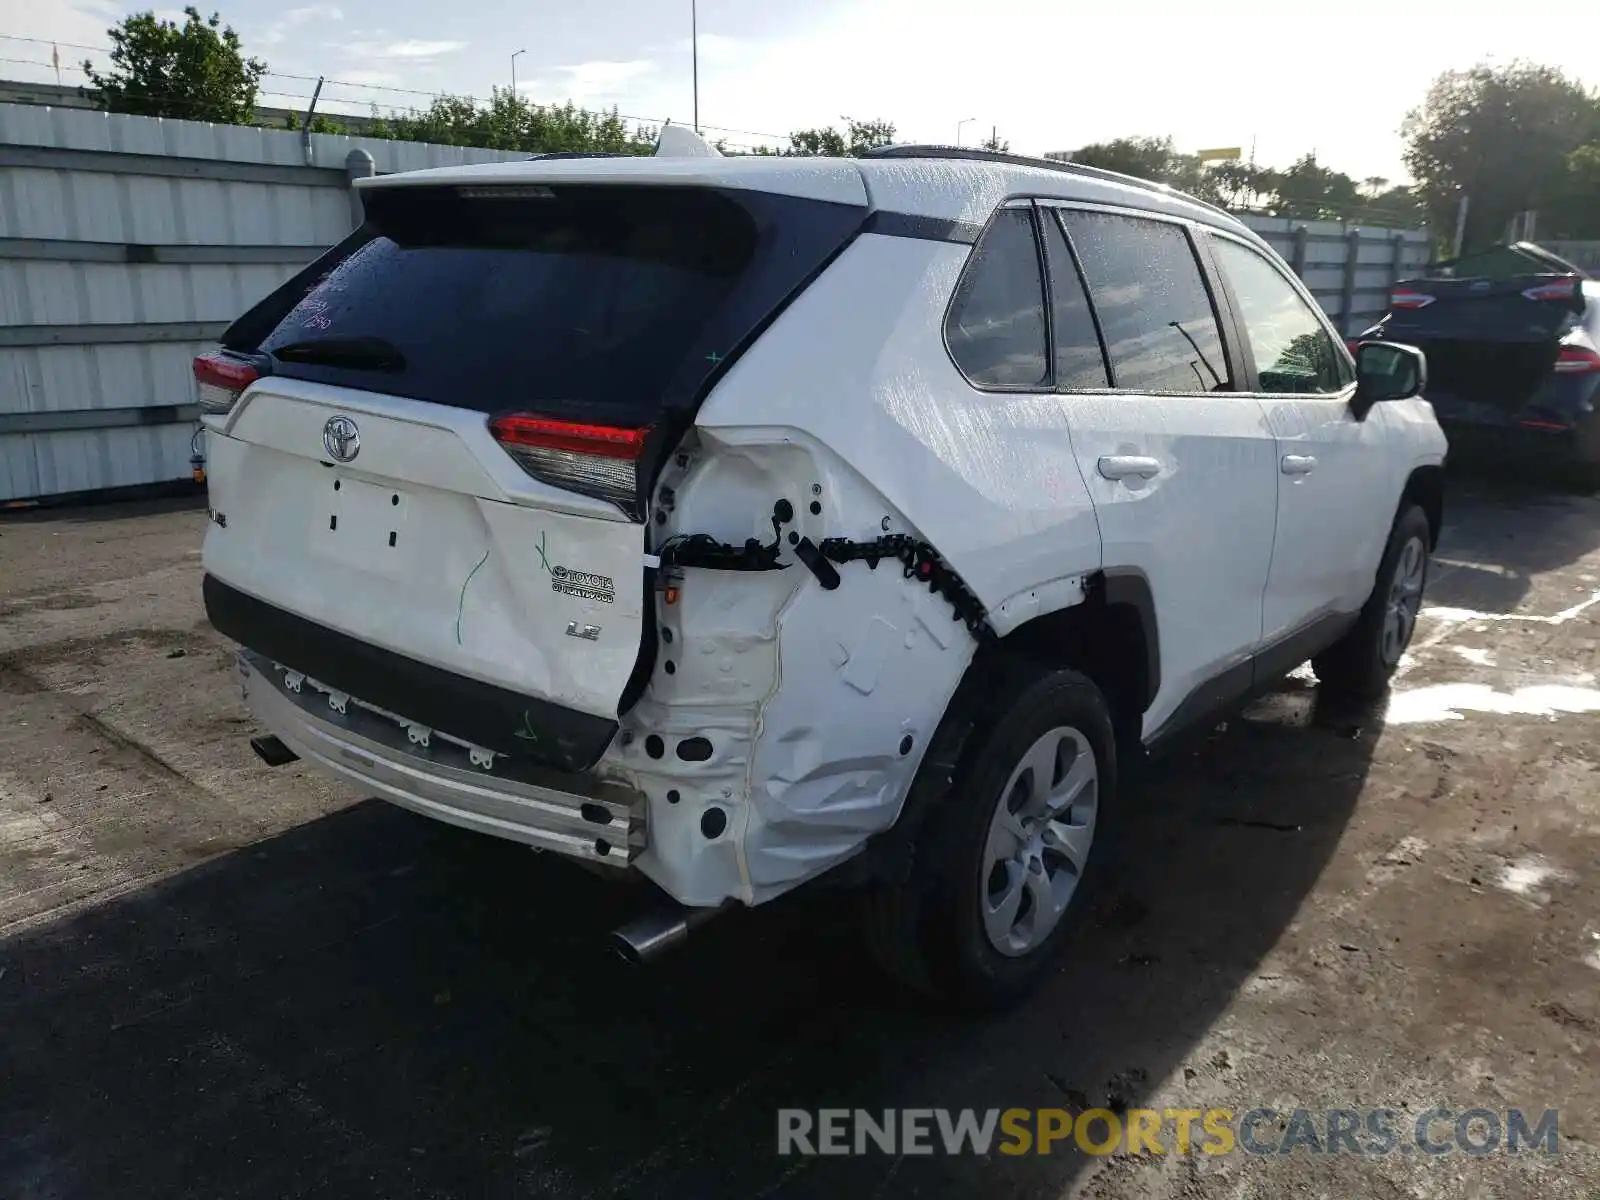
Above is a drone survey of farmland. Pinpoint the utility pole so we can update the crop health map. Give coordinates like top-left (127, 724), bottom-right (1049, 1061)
top-left (1452, 195), bottom-right (1470, 258)
top-left (691, 0), bottom-right (699, 133)
top-left (299, 76), bottom-right (324, 164)
top-left (511, 48), bottom-right (526, 97)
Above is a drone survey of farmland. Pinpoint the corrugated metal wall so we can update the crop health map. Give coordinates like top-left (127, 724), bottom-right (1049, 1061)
top-left (0, 102), bottom-right (1435, 503)
top-left (1238, 214), bottom-right (1433, 335)
top-left (0, 103), bottom-right (527, 503)
top-left (1540, 240), bottom-right (1600, 274)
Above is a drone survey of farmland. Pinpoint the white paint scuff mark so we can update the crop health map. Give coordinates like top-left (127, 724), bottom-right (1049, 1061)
top-left (1432, 558), bottom-right (1521, 579)
top-left (1450, 646), bottom-right (1495, 667)
top-left (1384, 836), bottom-right (1429, 865)
top-left (1496, 855), bottom-right (1572, 902)
top-left (1367, 835), bottom-right (1430, 885)
top-left (1387, 683), bottom-right (1600, 725)
top-left (1420, 589), bottom-right (1600, 627)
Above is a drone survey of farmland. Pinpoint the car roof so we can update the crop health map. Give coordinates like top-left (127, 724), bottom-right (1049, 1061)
top-left (854, 147), bottom-right (1247, 235)
top-left (358, 146), bottom-right (1255, 241)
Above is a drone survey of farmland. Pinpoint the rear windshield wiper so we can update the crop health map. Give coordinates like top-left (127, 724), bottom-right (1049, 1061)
top-left (270, 335), bottom-right (406, 372)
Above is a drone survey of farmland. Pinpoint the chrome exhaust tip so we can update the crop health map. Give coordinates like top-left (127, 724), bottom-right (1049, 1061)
top-left (610, 903), bottom-right (726, 965)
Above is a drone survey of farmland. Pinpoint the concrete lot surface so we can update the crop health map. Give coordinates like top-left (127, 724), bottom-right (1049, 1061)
top-left (1, 483), bottom-right (1597, 1199)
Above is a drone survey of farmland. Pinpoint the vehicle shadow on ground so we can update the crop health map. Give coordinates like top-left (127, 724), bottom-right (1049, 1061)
top-left (0, 680), bottom-right (1379, 1200)
top-left (1427, 469), bottom-right (1600, 615)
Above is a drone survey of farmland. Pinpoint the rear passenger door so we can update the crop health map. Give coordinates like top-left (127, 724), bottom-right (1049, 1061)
top-left (1205, 233), bottom-right (1395, 644)
top-left (1042, 204), bottom-right (1279, 741)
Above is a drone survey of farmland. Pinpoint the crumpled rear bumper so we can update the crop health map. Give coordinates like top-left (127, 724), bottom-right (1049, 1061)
top-left (239, 651), bottom-right (646, 867)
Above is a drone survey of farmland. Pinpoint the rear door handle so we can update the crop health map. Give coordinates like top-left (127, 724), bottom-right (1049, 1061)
top-left (1097, 455), bottom-right (1162, 482)
top-left (1280, 454), bottom-right (1318, 475)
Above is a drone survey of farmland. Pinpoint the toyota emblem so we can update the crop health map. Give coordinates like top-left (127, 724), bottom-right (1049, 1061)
top-left (322, 415), bottom-right (360, 463)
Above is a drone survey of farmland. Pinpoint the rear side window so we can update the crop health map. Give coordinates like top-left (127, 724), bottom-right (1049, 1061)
top-left (1212, 237), bottom-right (1349, 393)
top-left (946, 209), bottom-right (1049, 389)
top-left (1040, 213), bottom-right (1111, 389)
top-left (1058, 211), bottom-right (1231, 393)
top-left (240, 184), bottom-right (876, 426)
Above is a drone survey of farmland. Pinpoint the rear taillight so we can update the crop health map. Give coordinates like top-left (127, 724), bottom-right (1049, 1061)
top-left (1553, 346), bottom-right (1600, 374)
top-left (1389, 289), bottom-right (1435, 310)
top-left (1522, 278), bottom-right (1578, 303)
top-left (488, 413), bottom-right (650, 518)
top-left (193, 352), bottom-right (260, 415)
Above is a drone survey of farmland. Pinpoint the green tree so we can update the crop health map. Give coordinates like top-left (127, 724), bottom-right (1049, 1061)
top-left (84, 7), bottom-right (265, 124)
top-left (785, 117), bottom-right (896, 157)
top-left (979, 131), bottom-right (1010, 152)
top-left (1065, 136), bottom-right (1423, 224)
top-left (368, 89), bottom-right (657, 155)
top-left (1066, 135), bottom-right (1234, 203)
top-left (1402, 62), bottom-right (1600, 249)
top-left (1067, 134), bottom-right (1183, 181)
top-left (1564, 143), bottom-right (1600, 229)
top-left (1363, 184), bottom-right (1427, 228)
top-left (1206, 160), bottom-right (1274, 210)
top-left (786, 126), bottom-right (847, 156)
top-left (1266, 153), bottom-right (1362, 220)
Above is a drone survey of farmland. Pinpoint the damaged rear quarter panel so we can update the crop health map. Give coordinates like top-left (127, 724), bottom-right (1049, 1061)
top-left (609, 431), bottom-right (977, 906)
top-left (611, 230), bottom-right (1103, 907)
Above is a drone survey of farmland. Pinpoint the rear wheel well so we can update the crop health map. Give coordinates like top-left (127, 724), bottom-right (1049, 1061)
top-left (994, 581), bottom-right (1154, 739)
top-left (852, 576), bottom-right (1153, 891)
top-left (1403, 465), bottom-right (1445, 548)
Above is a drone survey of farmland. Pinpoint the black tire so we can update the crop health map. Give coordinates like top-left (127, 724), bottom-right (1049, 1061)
top-left (860, 660), bottom-right (1117, 1010)
top-left (1314, 504), bottom-right (1432, 700)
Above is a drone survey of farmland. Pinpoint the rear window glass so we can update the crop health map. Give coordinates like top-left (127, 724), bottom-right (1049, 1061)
top-left (260, 185), bottom-right (760, 415)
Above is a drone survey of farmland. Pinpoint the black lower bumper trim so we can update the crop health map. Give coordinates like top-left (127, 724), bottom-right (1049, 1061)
top-left (203, 575), bottom-right (618, 771)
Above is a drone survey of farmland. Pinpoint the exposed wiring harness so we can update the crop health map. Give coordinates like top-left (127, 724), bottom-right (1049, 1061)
top-left (655, 501), bottom-right (994, 644)
top-left (817, 535), bottom-right (995, 643)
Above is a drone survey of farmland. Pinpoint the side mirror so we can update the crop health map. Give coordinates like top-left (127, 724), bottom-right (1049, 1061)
top-left (1351, 341), bottom-right (1427, 420)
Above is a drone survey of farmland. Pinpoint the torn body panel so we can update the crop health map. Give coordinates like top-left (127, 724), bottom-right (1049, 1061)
top-left (604, 431), bottom-right (993, 905)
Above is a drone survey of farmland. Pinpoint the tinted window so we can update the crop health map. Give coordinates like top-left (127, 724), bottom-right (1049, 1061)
top-left (1041, 213), bottom-right (1110, 389)
top-left (1058, 211), bottom-right (1230, 393)
top-left (1213, 238), bottom-right (1349, 393)
top-left (259, 185), bottom-right (760, 416)
top-left (946, 209), bottom-right (1049, 389)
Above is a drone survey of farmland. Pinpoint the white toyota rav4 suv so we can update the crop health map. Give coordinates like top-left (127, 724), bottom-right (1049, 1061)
top-left (199, 135), bottom-right (1446, 1006)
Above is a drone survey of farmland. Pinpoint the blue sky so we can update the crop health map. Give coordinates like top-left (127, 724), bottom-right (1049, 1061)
top-left (5, 0), bottom-right (1598, 184)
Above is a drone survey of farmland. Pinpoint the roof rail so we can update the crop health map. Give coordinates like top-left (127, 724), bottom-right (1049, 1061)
top-left (861, 144), bottom-right (1233, 219)
top-left (524, 151), bottom-right (628, 161)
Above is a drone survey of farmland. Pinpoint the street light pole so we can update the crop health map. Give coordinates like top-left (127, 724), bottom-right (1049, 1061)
top-left (956, 117), bottom-right (975, 147)
top-left (691, 0), bottom-right (699, 133)
top-left (510, 48), bottom-right (526, 97)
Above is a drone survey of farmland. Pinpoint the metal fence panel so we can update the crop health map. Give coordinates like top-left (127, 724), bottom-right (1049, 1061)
top-left (0, 102), bottom-right (532, 501)
top-left (1539, 240), bottom-right (1600, 274)
top-left (1241, 216), bottom-right (1432, 334)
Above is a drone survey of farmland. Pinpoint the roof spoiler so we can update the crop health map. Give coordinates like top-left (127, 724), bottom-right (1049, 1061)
top-left (654, 124), bottom-right (722, 159)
